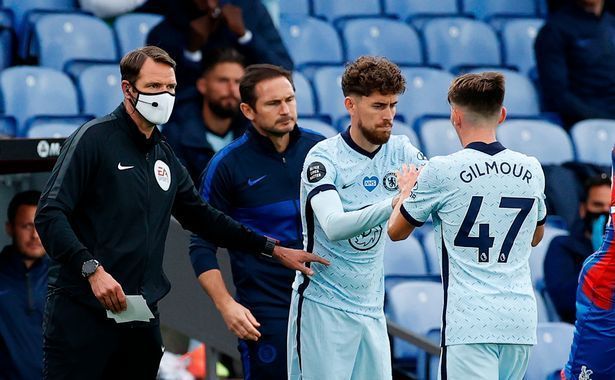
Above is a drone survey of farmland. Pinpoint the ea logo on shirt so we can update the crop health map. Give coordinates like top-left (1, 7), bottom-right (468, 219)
top-left (383, 172), bottom-right (398, 191)
top-left (154, 160), bottom-right (171, 191)
top-left (349, 225), bottom-right (382, 251)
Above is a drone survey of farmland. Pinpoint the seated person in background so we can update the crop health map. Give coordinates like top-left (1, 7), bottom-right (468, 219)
top-left (146, 0), bottom-right (293, 97)
top-left (163, 48), bottom-right (249, 183)
top-left (544, 173), bottom-right (610, 323)
top-left (0, 191), bottom-right (48, 380)
top-left (535, 0), bottom-right (615, 129)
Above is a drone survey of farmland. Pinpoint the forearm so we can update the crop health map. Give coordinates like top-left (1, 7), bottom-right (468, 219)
top-left (311, 190), bottom-right (393, 241)
top-left (388, 194), bottom-right (414, 241)
top-left (198, 269), bottom-right (234, 311)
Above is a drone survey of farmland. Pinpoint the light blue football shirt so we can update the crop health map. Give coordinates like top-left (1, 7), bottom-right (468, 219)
top-left (402, 141), bottom-right (547, 345)
top-left (293, 128), bottom-right (427, 318)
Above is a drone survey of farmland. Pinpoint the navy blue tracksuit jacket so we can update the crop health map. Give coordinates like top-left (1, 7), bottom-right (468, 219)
top-left (190, 125), bottom-right (324, 320)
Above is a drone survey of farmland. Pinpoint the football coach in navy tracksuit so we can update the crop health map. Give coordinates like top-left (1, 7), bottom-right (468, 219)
top-left (189, 64), bottom-right (324, 379)
top-left (34, 46), bottom-right (328, 380)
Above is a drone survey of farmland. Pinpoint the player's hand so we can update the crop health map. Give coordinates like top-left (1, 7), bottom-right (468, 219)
top-left (88, 266), bottom-right (127, 313)
top-left (396, 164), bottom-right (421, 198)
top-left (219, 298), bottom-right (261, 341)
top-left (187, 13), bottom-right (221, 51)
top-left (272, 246), bottom-right (330, 276)
top-left (221, 4), bottom-right (246, 37)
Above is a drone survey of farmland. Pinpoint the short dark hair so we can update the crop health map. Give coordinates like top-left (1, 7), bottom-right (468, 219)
top-left (201, 48), bottom-right (245, 76)
top-left (341, 56), bottom-right (406, 97)
top-left (447, 72), bottom-right (505, 117)
top-left (120, 46), bottom-right (176, 84)
top-left (7, 190), bottom-right (41, 224)
top-left (581, 173), bottom-right (611, 202)
top-left (239, 64), bottom-right (293, 109)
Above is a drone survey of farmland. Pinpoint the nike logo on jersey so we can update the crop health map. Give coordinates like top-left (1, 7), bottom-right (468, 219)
top-left (117, 163), bottom-right (134, 171)
top-left (248, 175), bottom-right (267, 186)
top-left (342, 182), bottom-right (355, 189)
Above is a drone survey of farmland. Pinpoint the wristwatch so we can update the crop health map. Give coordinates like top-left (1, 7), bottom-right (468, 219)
top-left (81, 259), bottom-right (100, 278)
top-left (260, 237), bottom-right (278, 258)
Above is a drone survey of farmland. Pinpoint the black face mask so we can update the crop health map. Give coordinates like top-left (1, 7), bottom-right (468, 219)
top-left (584, 211), bottom-right (609, 233)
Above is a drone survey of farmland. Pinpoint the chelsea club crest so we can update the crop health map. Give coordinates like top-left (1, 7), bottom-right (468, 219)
top-left (383, 172), bottom-right (398, 191)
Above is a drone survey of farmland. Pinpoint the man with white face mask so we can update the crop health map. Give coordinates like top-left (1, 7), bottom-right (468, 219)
top-left (35, 46), bottom-right (328, 379)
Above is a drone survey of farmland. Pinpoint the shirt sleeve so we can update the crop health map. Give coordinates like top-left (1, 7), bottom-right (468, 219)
top-left (171, 153), bottom-right (268, 255)
top-left (311, 190), bottom-right (393, 241)
top-left (534, 158), bottom-right (548, 225)
top-left (302, 148), bottom-right (338, 200)
top-left (35, 128), bottom-right (98, 276)
top-left (402, 136), bottom-right (429, 167)
top-left (400, 161), bottom-right (443, 227)
top-left (188, 158), bottom-right (233, 277)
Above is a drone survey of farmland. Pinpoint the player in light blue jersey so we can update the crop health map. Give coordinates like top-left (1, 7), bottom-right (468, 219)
top-left (388, 72), bottom-right (547, 380)
top-left (287, 56), bottom-right (427, 380)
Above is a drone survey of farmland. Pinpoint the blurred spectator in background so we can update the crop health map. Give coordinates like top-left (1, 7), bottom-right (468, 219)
top-left (544, 173), bottom-right (610, 323)
top-left (0, 190), bottom-right (47, 380)
top-left (164, 48), bottom-right (249, 183)
top-left (535, 0), bottom-right (615, 129)
top-left (145, 0), bottom-right (293, 98)
top-left (546, 0), bottom-right (615, 14)
top-left (78, 0), bottom-right (147, 19)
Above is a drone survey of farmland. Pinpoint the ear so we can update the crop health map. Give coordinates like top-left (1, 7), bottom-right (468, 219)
top-left (196, 77), bottom-right (207, 96)
top-left (579, 203), bottom-right (587, 218)
top-left (344, 97), bottom-right (355, 115)
top-left (240, 102), bottom-right (255, 121)
top-left (121, 80), bottom-right (132, 98)
top-left (451, 106), bottom-right (462, 128)
top-left (5, 222), bottom-right (13, 239)
top-left (497, 106), bottom-right (507, 125)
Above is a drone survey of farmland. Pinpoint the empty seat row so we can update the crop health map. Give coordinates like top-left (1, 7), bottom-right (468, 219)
top-left (295, 66), bottom-right (540, 126)
top-left (281, 0), bottom-right (546, 21)
top-left (0, 11), bottom-right (162, 71)
top-left (0, 65), bottom-right (122, 137)
top-left (280, 15), bottom-right (544, 76)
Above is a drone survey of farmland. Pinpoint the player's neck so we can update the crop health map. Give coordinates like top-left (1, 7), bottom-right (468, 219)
top-left (349, 125), bottom-right (380, 153)
top-left (459, 128), bottom-right (497, 148)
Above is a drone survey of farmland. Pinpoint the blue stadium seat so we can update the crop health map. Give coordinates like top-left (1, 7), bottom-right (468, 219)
top-left (497, 120), bottom-right (575, 165)
top-left (26, 119), bottom-right (83, 138)
top-left (571, 119), bottom-right (615, 166)
top-left (113, 13), bottom-right (163, 57)
top-left (529, 226), bottom-right (568, 287)
top-left (417, 328), bottom-right (440, 380)
top-left (33, 13), bottom-right (117, 73)
top-left (461, 0), bottom-right (537, 20)
top-left (312, 0), bottom-right (381, 23)
top-left (397, 67), bottom-right (454, 128)
top-left (312, 66), bottom-right (346, 123)
top-left (526, 323), bottom-right (575, 380)
top-left (3, 0), bottom-right (77, 58)
top-left (421, 229), bottom-right (440, 275)
top-left (384, 236), bottom-right (429, 292)
top-left (537, 0), bottom-right (549, 16)
top-left (0, 66), bottom-right (80, 136)
top-left (280, 0), bottom-right (310, 17)
top-left (423, 18), bottom-right (501, 71)
top-left (77, 64), bottom-right (123, 118)
top-left (0, 8), bottom-right (13, 29)
top-left (418, 119), bottom-right (462, 158)
top-left (468, 68), bottom-right (540, 117)
top-left (293, 71), bottom-right (315, 116)
top-left (341, 18), bottom-right (422, 65)
top-left (298, 118), bottom-right (338, 138)
top-left (0, 28), bottom-right (12, 71)
top-left (394, 121), bottom-right (421, 150)
top-left (0, 115), bottom-right (17, 137)
top-left (501, 18), bottom-right (544, 75)
top-left (383, 0), bottom-right (458, 21)
top-left (388, 281), bottom-right (443, 363)
top-left (279, 15), bottom-right (343, 68)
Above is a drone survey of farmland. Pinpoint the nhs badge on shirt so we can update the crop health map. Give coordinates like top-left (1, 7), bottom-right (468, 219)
top-left (363, 176), bottom-right (379, 192)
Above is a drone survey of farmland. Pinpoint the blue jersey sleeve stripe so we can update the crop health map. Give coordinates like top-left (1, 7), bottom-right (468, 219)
top-left (537, 215), bottom-right (547, 226)
top-left (400, 204), bottom-right (425, 227)
top-left (306, 184), bottom-right (336, 204)
top-left (200, 133), bottom-right (249, 201)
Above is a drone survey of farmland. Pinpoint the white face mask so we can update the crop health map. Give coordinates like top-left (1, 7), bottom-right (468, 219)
top-left (131, 87), bottom-right (175, 126)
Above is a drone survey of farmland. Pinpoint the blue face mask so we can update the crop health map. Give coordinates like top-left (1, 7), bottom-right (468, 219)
top-left (589, 212), bottom-right (609, 251)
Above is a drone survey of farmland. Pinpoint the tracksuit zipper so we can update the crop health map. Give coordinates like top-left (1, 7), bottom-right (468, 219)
top-left (140, 150), bottom-right (152, 295)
